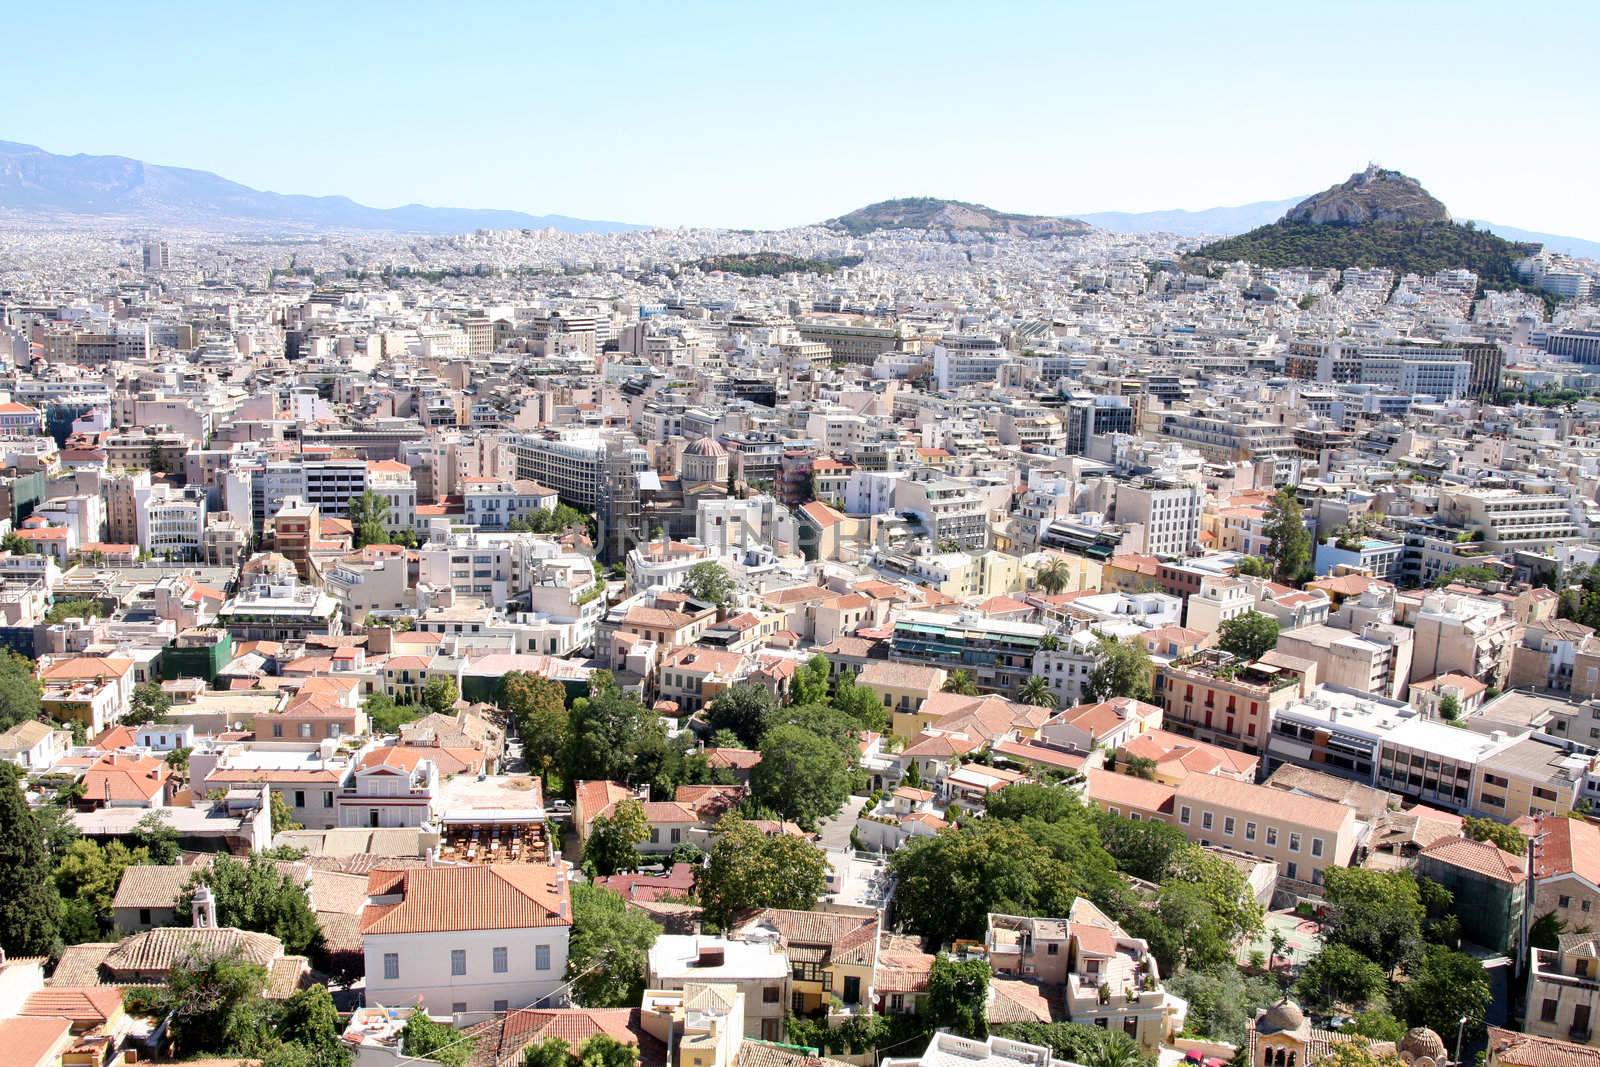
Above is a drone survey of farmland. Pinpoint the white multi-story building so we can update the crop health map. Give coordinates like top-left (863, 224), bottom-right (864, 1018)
top-left (895, 470), bottom-right (989, 550)
top-left (462, 478), bottom-right (559, 529)
top-left (134, 484), bottom-right (207, 560)
top-left (1116, 478), bottom-right (1203, 559)
top-left (360, 864), bottom-right (572, 1015)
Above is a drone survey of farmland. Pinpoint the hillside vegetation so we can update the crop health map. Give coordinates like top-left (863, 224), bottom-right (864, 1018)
top-left (1197, 219), bottom-right (1538, 288)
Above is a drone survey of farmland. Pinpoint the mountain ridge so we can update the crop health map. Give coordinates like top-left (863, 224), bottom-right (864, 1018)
top-left (0, 140), bottom-right (644, 234)
top-left (824, 197), bottom-right (1090, 238)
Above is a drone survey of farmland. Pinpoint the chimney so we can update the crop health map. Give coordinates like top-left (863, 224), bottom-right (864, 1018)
top-left (192, 885), bottom-right (217, 928)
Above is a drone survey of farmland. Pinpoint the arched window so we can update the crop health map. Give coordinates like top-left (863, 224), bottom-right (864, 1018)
top-left (1289, 1053), bottom-right (1297, 1067)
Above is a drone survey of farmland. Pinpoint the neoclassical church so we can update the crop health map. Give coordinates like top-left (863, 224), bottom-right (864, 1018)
top-left (1251, 997), bottom-right (1448, 1067)
top-left (641, 436), bottom-right (735, 540)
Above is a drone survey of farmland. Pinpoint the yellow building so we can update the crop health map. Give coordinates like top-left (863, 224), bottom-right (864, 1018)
top-left (856, 662), bottom-right (949, 739)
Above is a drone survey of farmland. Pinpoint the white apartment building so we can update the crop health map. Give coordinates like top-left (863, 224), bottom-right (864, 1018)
top-left (1116, 478), bottom-right (1203, 559)
top-left (463, 478), bottom-right (559, 529)
top-left (134, 484), bottom-right (208, 560)
top-left (894, 470), bottom-right (988, 550)
top-left (367, 460), bottom-right (419, 534)
top-left (1437, 487), bottom-right (1583, 553)
top-left (325, 546), bottom-right (412, 626)
top-left (931, 335), bottom-right (1012, 390)
top-left (360, 865), bottom-right (573, 1015)
top-left (1032, 630), bottom-right (1105, 708)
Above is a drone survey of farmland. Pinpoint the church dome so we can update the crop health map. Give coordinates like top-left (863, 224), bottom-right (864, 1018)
top-left (1256, 999), bottom-right (1306, 1036)
top-left (685, 436), bottom-right (727, 457)
top-left (1400, 1028), bottom-right (1447, 1065)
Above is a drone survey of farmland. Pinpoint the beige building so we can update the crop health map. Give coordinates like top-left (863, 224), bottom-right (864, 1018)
top-left (1527, 935), bottom-right (1600, 1046)
top-left (857, 661), bottom-right (950, 739)
top-left (1084, 768), bottom-right (1359, 887)
top-left (1410, 591), bottom-right (1516, 687)
top-left (1275, 622), bottom-right (1414, 701)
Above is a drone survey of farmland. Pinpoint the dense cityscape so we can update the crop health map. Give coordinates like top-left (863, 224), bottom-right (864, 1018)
top-left (4, 14), bottom-right (1600, 1067)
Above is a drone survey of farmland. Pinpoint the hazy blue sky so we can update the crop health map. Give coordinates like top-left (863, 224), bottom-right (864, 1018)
top-left (6, 2), bottom-right (1597, 235)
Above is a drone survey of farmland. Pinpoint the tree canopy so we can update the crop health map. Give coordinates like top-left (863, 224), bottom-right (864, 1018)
top-left (0, 651), bottom-right (42, 733)
top-left (705, 683), bottom-right (778, 748)
top-left (0, 763), bottom-right (62, 956)
top-left (927, 954), bottom-right (991, 1038)
top-left (681, 561), bottom-right (735, 606)
top-left (1321, 867), bottom-right (1424, 976)
top-left (1262, 487), bottom-right (1312, 586)
top-left (501, 671), bottom-right (570, 779)
top-left (1216, 612), bottom-right (1280, 662)
top-left (566, 883), bottom-right (660, 1007)
top-left (695, 816), bottom-right (829, 929)
top-left (1087, 635), bottom-right (1152, 702)
top-left (751, 723), bottom-right (851, 830)
top-left (584, 797), bottom-right (649, 876)
top-left (181, 853), bottom-right (322, 956)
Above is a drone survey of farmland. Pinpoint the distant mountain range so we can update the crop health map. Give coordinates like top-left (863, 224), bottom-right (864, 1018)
top-left (0, 140), bottom-right (643, 234)
top-left (824, 197), bottom-right (1090, 238)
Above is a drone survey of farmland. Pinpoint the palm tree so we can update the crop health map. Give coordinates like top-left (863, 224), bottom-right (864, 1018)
top-left (1080, 1040), bottom-right (1144, 1067)
top-left (1036, 558), bottom-right (1072, 596)
top-left (941, 670), bottom-right (979, 696)
top-left (1015, 676), bottom-right (1058, 708)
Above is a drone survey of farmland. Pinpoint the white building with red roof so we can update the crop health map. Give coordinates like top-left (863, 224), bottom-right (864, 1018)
top-left (359, 863), bottom-right (572, 1015)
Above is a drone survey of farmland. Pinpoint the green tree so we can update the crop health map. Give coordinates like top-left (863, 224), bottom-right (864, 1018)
top-left (1216, 612), bottom-right (1280, 662)
top-left (1163, 967), bottom-right (1282, 1047)
top-left (751, 724), bottom-right (850, 830)
top-left (577, 1034), bottom-right (638, 1067)
top-left (272, 790), bottom-right (302, 834)
top-left (1529, 911), bottom-right (1566, 950)
top-left (567, 683), bottom-right (669, 788)
top-left (1342, 1010), bottom-right (1408, 1043)
top-left (134, 809), bottom-right (181, 864)
top-left (706, 683), bottom-right (778, 748)
top-left (566, 883), bottom-right (659, 1007)
top-left (524, 1038), bottom-right (573, 1067)
top-left (0, 651), bottom-right (43, 733)
top-left (1, 530), bottom-right (33, 556)
top-left (994, 1024), bottom-right (1152, 1067)
top-left (1015, 675), bottom-right (1058, 708)
top-left (181, 853), bottom-right (322, 955)
top-left (0, 763), bottom-right (62, 955)
top-left (501, 672), bottom-right (570, 778)
top-left (888, 815), bottom-right (1124, 946)
top-left (987, 783), bottom-right (1082, 825)
top-left (830, 668), bottom-right (889, 731)
top-left (363, 691), bottom-right (420, 734)
top-left (400, 1012), bottom-right (472, 1067)
top-left (348, 490), bottom-right (392, 549)
top-left (1035, 558), bottom-right (1073, 596)
top-left (1295, 944), bottom-right (1388, 1013)
top-left (46, 597), bottom-right (103, 624)
top-left (125, 680), bottom-right (174, 726)
top-left (584, 797), bottom-right (649, 876)
top-left (1086, 636), bottom-right (1152, 702)
top-left (1322, 867), bottom-right (1424, 976)
top-left (1393, 945), bottom-right (1490, 1040)
top-left (1234, 555), bottom-right (1272, 578)
top-left (166, 746), bottom-right (192, 773)
top-left (927, 954), bottom-right (991, 1038)
top-left (421, 674), bottom-right (460, 714)
top-left (276, 983), bottom-right (349, 1067)
top-left (1262, 487), bottom-right (1312, 585)
top-left (695, 816), bottom-right (829, 929)
top-left (941, 669), bottom-right (980, 696)
top-left (53, 838), bottom-right (151, 940)
top-left (682, 561), bottom-right (735, 607)
top-left (163, 948), bottom-right (275, 1057)
top-left (1463, 815), bottom-right (1524, 854)
top-left (1438, 693), bottom-right (1462, 721)
top-left (790, 654), bottom-right (832, 706)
